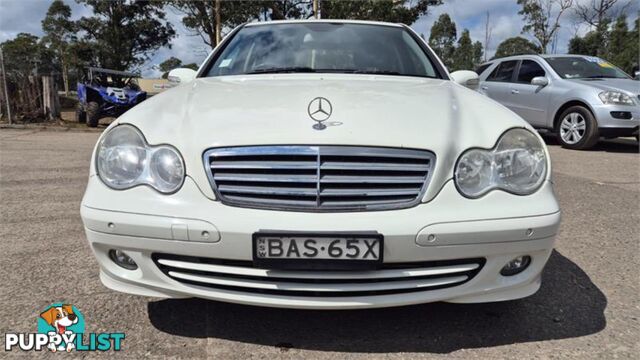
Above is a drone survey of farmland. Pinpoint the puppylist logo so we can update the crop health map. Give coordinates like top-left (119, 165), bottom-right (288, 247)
top-left (4, 303), bottom-right (125, 352)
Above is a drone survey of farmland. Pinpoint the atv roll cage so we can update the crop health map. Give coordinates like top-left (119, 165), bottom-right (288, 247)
top-left (84, 67), bottom-right (141, 90)
top-left (76, 67), bottom-right (147, 127)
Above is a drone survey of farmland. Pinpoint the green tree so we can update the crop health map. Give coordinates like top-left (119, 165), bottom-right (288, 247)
top-left (159, 56), bottom-right (182, 72)
top-left (1, 33), bottom-right (55, 116)
top-left (169, 1), bottom-right (270, 49)
top-left (473, 41), bottom-right (483, 66)
top-left (517, 0), bottom-right (573, 53)
top-left (567, 16), bottom-right (638, 75)
top-left (321, 0), bottom-right (441, 23)
top-left (170, 0), bottom-right (441, 50)
top-left (428, 14), bottom-right (457, 69)
top-left (76, 0), bottom-right (176, 70)
top-left (159, 56), bottom-right (186, 78)
top-left (41, 0), bottom-right (76, 95)
top-left (1, 33), bottom-right (48, 80)
top-left (607, 16), bottom-right (634, 73)
top-left (494, 36), bottom-right (541, 58)
top-left (183, 63), bottom-right (199, 71)
top-left (452, 29), bottom-right (483, 71)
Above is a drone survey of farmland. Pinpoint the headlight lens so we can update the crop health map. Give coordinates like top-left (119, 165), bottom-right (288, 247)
top-left (149, 147), bottom-right (185, 193)
top-left (96, 125), bottom-right (185, 193)
top-left (598, 91), bottom-right (634, 105)
top-left (455, 128), bottom-right (547, 198)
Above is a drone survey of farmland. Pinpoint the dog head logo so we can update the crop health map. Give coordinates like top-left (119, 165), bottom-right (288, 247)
top-left (37, 303), bottom-right (85, 352)
top-left (40, 305), bottom-right (78, 334)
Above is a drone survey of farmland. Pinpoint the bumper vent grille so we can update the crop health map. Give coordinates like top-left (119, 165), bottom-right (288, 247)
top-left (153, 254), bottom-right (484, 297)
top-left (203, 146), bottom-right (435, 212)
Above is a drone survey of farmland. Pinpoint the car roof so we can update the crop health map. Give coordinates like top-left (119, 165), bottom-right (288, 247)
top-left (481, 54), bottom-right (597, 65)
top-left (244, 19), bottom-right (403, 28)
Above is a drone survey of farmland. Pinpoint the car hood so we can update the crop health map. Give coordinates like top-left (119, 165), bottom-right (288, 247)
top-left (118, 74), bottom-right (533, 199)
top-left (570, 78), bottom-right (640, 94)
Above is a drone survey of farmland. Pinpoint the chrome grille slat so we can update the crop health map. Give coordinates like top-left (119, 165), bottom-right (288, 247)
top-left (153, 254), bottom-right (485, 297)
top-left (319, 197), bottom-right (416, 207)
top-left (168, 271), bottom-right (469, 292)
top-left (213, 174), bottom-right (318, 183)
top-left (217, 185), bottom-right (317, 196)
top-left (204, 146), bottom-right (435, 211)
top-left (156, 258), bottom-right (480, 279)
top-left (211, 161), bottom-right (317, 170)
top-left (223, 195), bottom-right (317, 206)
top-left (320, 188), bottom-right (420, 197)
top-left (320, 162), bottom-right (430, 171)
top-left (319, 175), bottom-right (426, 184)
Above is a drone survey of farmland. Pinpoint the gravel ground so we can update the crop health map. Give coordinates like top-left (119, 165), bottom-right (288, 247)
top-left (0, 129), bottom-right (638, 359)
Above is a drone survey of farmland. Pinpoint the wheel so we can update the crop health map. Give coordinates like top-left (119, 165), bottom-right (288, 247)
top-left (556, 106), bottom-right (599, 150)
top-left (75, 103), bottom-right (86, 123)
top-left (85, 101), bottom-right (101, 128)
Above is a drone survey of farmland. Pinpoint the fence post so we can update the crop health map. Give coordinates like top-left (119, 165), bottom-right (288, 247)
top-left (0, 46), bottom-right (11, 124)
top-left (42, 76), bottom-right (60, 121)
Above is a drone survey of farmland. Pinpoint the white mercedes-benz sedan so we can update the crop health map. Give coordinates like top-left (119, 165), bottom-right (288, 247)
top-left (81, 20), bottom-right (560, 309)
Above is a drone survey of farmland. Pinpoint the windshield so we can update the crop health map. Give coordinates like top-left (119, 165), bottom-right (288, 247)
top-left (545, 56), bottom-right (630, 79)
top-left (204, 23), bottom-right (439, 78)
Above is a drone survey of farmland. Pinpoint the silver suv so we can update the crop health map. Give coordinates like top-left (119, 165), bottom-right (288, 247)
top-left (477, 55), bottom-right (639, 149)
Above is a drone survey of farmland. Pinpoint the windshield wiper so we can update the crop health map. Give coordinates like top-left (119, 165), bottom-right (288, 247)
top-left (246, 67), bottom-right (316, 74)
top-left (317, 69), bottom-right (403, 76)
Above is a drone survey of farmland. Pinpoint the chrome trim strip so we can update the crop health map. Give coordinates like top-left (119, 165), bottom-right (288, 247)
top-left (157, 258), bottom-right (480, 279)
top-left (168, 271), bottom-right (468, 292)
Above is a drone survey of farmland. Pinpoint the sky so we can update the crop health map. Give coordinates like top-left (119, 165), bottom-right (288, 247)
top-left (0, 0), bottom-right (638, 77)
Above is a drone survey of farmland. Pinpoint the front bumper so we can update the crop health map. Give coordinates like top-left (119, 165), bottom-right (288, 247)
top-left (591, 103), bottom-right (640, 136)
top-left (81, 176), bottom-right (561, 309)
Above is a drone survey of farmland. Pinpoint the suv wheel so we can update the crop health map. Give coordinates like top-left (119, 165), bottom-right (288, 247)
top-left (556, 106), bottom-right (599, 150)
top-left (76, 103), bottom-right (86, 123)
top-left (85, 101), bottom-right (101, 128)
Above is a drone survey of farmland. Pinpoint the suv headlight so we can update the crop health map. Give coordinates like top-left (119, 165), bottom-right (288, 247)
top-left (96, 124), bottom-right (185, 193)
top-left (454, 128), bottom-right (547, 198)
top-left (598, 91), bottom-right (634, 105)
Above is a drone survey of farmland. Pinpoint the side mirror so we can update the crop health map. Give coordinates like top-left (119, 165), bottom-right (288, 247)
top-left (167, 68), bottom-right (197, 86)
top-left (531, 76), bottom-right (549, 87)
top-left (450, 70), bottom-right (480, 89)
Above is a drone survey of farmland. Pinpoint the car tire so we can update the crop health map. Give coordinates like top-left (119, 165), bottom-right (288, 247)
top-left (86, 102), bottom-right (101, 128)
top-left (555, 106), bottom-right (599, 150)
top-left (76, 104), bottom-right (86, 123)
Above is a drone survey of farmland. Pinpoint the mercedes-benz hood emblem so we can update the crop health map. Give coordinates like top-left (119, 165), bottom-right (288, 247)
top-left (307, 97), bottom-right (332, 130)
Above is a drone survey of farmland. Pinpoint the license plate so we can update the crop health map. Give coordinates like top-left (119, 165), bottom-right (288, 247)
top-left (253, 232), bottom-right (383, 270)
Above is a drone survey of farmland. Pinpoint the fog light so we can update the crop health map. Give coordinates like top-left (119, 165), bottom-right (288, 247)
top-left (108, 249), bottom-right (138, 270)
top-left (500, 255), bottom-right (531, 276)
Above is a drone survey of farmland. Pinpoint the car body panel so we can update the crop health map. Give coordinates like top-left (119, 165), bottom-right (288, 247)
top-left (82, 175), bottom-right (559, 309)
top-left (114, 74), bottom-right (537, 202)
top-left (81, 20), bottom-right (560, 309)
top-left (478, 55), bottom-right (640, 133)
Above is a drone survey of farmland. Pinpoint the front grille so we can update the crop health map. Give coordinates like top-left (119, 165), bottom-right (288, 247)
top-left (153, 254), bottom-right (484, 297)
top-left (203, 146), bottom-right (435, 211)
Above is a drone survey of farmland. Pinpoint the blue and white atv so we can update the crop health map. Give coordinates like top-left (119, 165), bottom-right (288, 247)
top-left (76, 67), bottom-right (147, 127)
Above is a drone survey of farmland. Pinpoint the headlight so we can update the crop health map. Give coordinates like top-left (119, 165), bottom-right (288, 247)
top-left (455, 128), bottom-right (547, 198)
top-left (96, 124), bottom-right (185, 193)
top-left (598, 91), bottom-right (634, 105)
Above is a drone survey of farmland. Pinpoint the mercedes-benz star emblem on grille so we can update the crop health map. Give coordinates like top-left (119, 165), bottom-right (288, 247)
top-left (307, 97), bottom-right (332, 130)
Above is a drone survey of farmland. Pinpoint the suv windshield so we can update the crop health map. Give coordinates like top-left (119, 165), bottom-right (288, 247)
top-left (204, 22), bottom-right (439, 78)
top-left (545, 56), bottom-right (630, 79)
